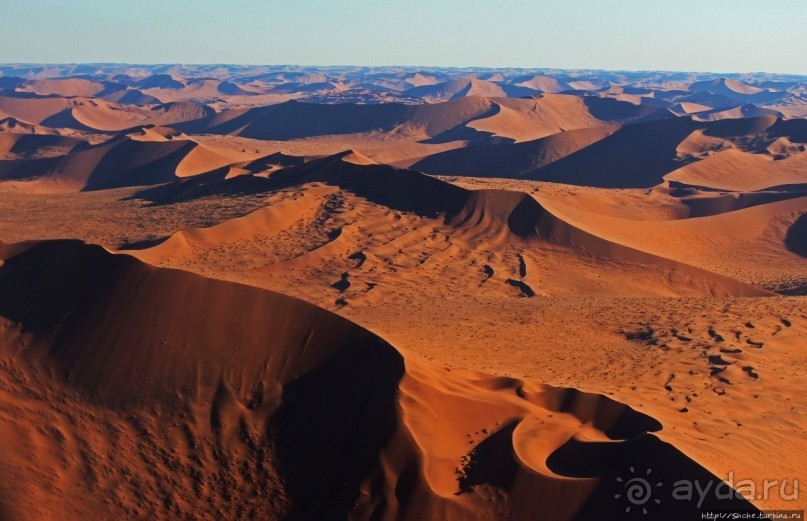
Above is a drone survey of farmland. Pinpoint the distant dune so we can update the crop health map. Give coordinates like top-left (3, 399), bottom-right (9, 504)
top-left (0, 133), bottom-right (236, 191)
top-left (402, 78), bottom-right (508, 101)
top-left (412, 115), bottom-right (807, 188)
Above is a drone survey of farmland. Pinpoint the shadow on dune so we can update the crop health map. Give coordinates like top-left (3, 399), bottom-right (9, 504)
top-left (669, 181), bottom-right (807, 217)
top-left (534, 389), bottom-right (756, 519)
top-left (0, 240), bottom-right (406, 520)
top-left (410, 117), bottom-right (700, 188)
top-left (274, 341), bottom-right (404, 520)
top-left (116, 235), bottom-right (171, 250)
top-left (524, 117), bottom-right (697, 188)
top-left (0, 136), bottom-right (203, 190)
top-left (0, 240), bottom-right (766, 520)
top-left (785, 213), bottom-right (807, 258)
top-left (459, 420), bottom-right (521, 493)
top-left (547, 435), bottom-right (758, 520)
top-left (539, 387), bottom-right (663, 439)
top-left (411, 115), bottom-right (807, 189)
top-left (0, 486), bottom-right (16, 521)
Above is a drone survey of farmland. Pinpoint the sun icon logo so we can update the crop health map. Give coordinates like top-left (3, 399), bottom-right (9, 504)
top-left (614, 466), bottom-right (663, 515)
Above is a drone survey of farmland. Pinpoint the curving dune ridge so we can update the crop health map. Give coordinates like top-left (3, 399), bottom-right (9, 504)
top-left (0, 240), bottom-right (758, 520)
top-left (0, 132), bottom-right (239, 191)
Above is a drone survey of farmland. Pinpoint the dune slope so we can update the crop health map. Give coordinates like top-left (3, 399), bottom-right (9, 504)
top-left (0, 134), bottom-right (237, 191)
top-left (0, 240), bottom-right (758, 520)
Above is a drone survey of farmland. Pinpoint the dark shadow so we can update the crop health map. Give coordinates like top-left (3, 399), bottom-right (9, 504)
top-left (459, 420), bottom-right (521, 492)
top-left (785, 213), bottom-right (807, 258)
top-left (267, 155), bottom-right (470, 218)
top-left (419, 103), bottom-right (513, 145)
top-left (273, 335), bottom-right (404, 521)
top-left (506, 279), bottom-right (535, 297)
top-left (0, 240), bottom-right (133, 334)
top-left (540, 388), bottom-right (662, 440)
top-left (118, 236), bottom-right (170, 250)
top-left (529, 117), bottom-right (698, 188)
top-left (178, 100), bottom-right (410, 140)
top-left (582, 96), bottom-right (668, 122)
top-left (420, 124), bottom-right (513, 145)
top-left (547, 435), bottom-right (759, 521)
top-left (683, 190), bottom-right (807, 218)
top-left (126, 167), bottom-right (274, 205)
top-left (768, 118), bottom-right (807, 143)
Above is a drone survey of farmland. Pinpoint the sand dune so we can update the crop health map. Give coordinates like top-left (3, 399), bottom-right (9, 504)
top-left (413, 115), bottom-right (807, 188)
top-left (408, 126), bottom-right (618, 174)
top-left (671, 101), bottom-right (714, 114)
top-left (67, 101), bottom-right (214, 132)
top-left (402, 78), bottom-right (507, 101)
top-left (129, 152), bottom-right (773, 299)
top-left (0, 240), bottom-right (759, 520)
top-left (0, 95), bottom-right (78, 124)
top-left (666, 148), bottom-right (807, 191)
top-left (99, 87), bottom-right (160, 105)
top-left (178, 97), bottom-right (497, 141)
top-left (403, 72), bottom-right (441, 87)
top-left (690, 78), bottom-right (764, 96)
top-left (0, 132), bottom-right (86, 160)
top-left (696, 103), bottom-right (784, 121)
top-left (134, 73), bottom-right (185, 90)
top-left (127, 125), bottom-right (189, 142)
top-left (665, 181), bottom-right (807, 218)
top-left (0, 95), bottom-right (213, 132)
top-left (415, 117), bottom-right (696, 187)
top-left (511, 75), bottom-right (568, 93)
top-left (539, 194), bottom-right (807, 288)
top-left (2, 65), bottom-right (802, 114)
top-left (18, 77), bottom-right (108, 97)
top-left (675, 129), bottom-right (733, 157)
top-left (689, 78), bottom-right (785, 105)
top-left (464, 94), bottom-right (665, 142)
top-left (0, 64), bottom-right (804, 520)
top-left (143, 77), bottom-right (260, 100)
top-left (177, 94), bottom-right (669, 146)
top-left (0, 115), bottom-right (52, 134)
top-left (0, 133), bottom-right (237, 191)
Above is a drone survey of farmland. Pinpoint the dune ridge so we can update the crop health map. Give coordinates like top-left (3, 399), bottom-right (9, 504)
top-left (0, 240), bottom-right (759, 520)
top-left (0, 132), bottom-right (239, 191)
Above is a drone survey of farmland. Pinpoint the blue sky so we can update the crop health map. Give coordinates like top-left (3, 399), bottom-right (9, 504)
top-left (3, 0), bottom-right (806, 74)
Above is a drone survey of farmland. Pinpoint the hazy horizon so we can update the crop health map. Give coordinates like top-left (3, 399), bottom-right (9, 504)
top-left (2, 62), bottom-right (807, 78)
top-left (3, 0), bottom-right (807, 75)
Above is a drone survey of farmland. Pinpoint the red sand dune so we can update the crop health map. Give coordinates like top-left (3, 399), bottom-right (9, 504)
top-left (412, 115), bottom-right (807, 188)
top-left (0, 95), bottom-right (213, 132)
top-left (19, 77), bottom-right (109, 98)
top-left (178, 94), bottom-right (669, 146)
top-left (666, 147), bottom-right (807, 191)
top-left (0, 65), bottom-right (804, 520)
top-left (0, 133), bottom-right (236, 191)
top-left (0, 240), bottom-right (759, 520)
top-left (402, 78), bottom-right (507, 101)
top-left (0, 132), bottom-right (86, 160)
top-left (133, 152), bottom-right (773, 298)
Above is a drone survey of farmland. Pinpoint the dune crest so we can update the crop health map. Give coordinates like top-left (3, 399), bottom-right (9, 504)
top-left (0, 240), bottom-right (759, 520)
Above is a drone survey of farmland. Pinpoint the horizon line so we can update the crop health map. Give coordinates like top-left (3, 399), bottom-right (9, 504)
top-left (1, 62), bottom-right (807, 78)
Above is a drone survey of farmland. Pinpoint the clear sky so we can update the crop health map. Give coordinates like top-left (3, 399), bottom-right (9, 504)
top-left (3, 0), bottom-right (806, 74)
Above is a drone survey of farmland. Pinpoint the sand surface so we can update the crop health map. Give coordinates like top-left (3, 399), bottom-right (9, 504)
top-left (0, 65), bottom-right (805, 520)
